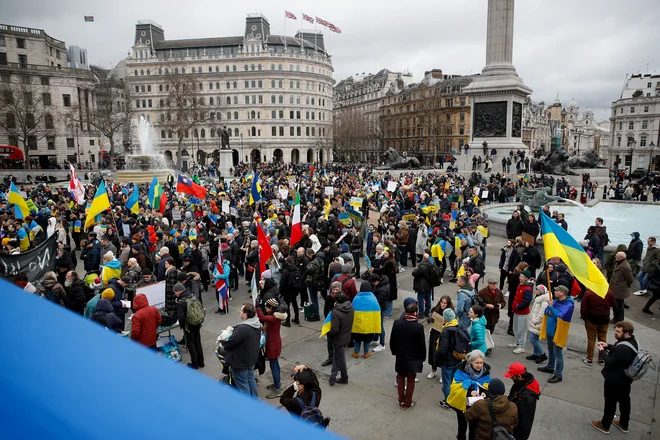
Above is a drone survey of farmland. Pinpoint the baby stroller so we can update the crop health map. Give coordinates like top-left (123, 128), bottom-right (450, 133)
top-left (216, 332), bottom-right (266, 387)
top-left (83, 272), bottom-right (102, 301)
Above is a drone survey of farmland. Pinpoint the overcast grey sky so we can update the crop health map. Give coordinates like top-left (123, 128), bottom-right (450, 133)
top-left (4, 0), bottom-right (659, 118)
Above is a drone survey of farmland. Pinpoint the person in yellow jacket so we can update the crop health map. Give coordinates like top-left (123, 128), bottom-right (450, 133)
top-left (447, 350), bottom-right (492, 440)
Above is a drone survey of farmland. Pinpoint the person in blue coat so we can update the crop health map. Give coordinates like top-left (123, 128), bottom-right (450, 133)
top-left (469, 306), bottom-right (488, 354)
top-left (91, 299), bottom-right (124, 332)
top-left (456, 276), bottom-right (476, 331)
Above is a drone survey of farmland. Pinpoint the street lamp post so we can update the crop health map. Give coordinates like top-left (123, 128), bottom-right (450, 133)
top-left (649, 142), bottom-right (655, 172)
top-left (240, 133), bottom-right (244, 164)
top-left (577, 130), bottom-right (582, 156)
top-left (628, 138), bottom-right (636, 179)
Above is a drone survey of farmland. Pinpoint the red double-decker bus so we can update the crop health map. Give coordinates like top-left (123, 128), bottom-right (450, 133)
top-left (0, 145), bottom-right (25, 169)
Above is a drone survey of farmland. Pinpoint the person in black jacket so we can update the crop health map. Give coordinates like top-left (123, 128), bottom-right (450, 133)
top-left (83, 232), bottom-right (102, 272)
top-left (521, 241), bottom-right (541, 278)
top-left (279, 364), bottom-right (325, 425)
top-left (64, 271), bottom-right (86, 315)
top-left (91, 299), bottom-right (124, 332)
top-left (349, 225), bottom-right (363, 276)
top-left (327, 291), bottom-right (354, 386)
top-left (412, 253), bottom-right (435, 318)
top-left (555, 264), bottom-right (574, 291)
top-left (279, 256), bottom-right (300, 326)
top-left (371, 274), bottom-right (390, 352)
top-left (592, 321), bottom-right (638, 434)
top-left (506, 211), bottom-right (523, 240)
top-left (505, 362), bottom-right (541, 440)
top-left (174, 282), bottom-right (205, 370)
top-left (437, 308), bottom-right (461, 409)
top-left (522, 214), bottom-right (540, 241)
top-left (390, 299), bottom-right (426, 409)
top-left (627, 232), bottom-right (643, 273)
top-left (218, 303), bottom-right (262, 397)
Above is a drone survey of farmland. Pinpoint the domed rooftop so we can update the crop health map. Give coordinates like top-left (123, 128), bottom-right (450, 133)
top-left (568, 98), bottom-right (578, 109)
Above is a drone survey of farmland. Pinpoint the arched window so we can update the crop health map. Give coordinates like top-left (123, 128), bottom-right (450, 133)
top-left (278, 64), bottom-right (282, 70)
top-left (233, 81), bottom-right (237, 89)
top-left (226, 82), bottom-right (230, 89)
top-left (210, 112), bottom-right (215, 121)
top-left (271, 80), bottom-right (275, 88)
top-left (174, 67), bottom-right (178, 74)
top-left (140, 69), bottom-right (144, 76)
top-left (251, 110), bottom-right (256, 119)
top-left (234, 128), bottom-right (239, 137)
top-left (258, 80), bottom-right (262, 88)
top-left (160, 114), bottom-right (165, 122)
top-left (234, 111), bottom-right (238, 120)
top-left (209, 82), bottom-right (213, 90)
top-left (290, 80), bottom-right (294, 89)
top-left (181, 67), bottom-right (185, 73)
top-left (146, 69), bottom-right (150, 75)
top-left (226, 97), bottom-right (231, 105)
top-left (244, 65), bottom-right (248, 71)
top-left (211, 128), bottom-right (215, 137)
top-left (251, 127), bottom-right (256, 136)
top-left (194, 128), bottom-right (199, 138)
top-left (296, 81), bottom-right (300, 89)
top-left (201, 129), bottom-right (205, 138)
top-left (198, 83), bottom-right (202, 91)
top-left (232, 65), bottom-right (236, 72)
top-left (271, 96), bottom-right (276, 104)
top-left (134, 70), bottom-right (138, 76)
top-left (278, 80), bottom-right (283, 88)
top-left (279, 95), bottom-right (283, 104)
top-left (168, 130), bottom-right (173, 138)
top-left (251, 64), bottom-right (255, 71)
top-left (226, 66), bottom-right (230, 72)
top-left (233, 96), bottom-right (238, 104)
top-left (271, 64), bottom-right (275, 70)
top-left (159, 84), bottom-right (163, 92)
top-left (210, 97), bottom-right (214, 105)
top-left (198, 66), bottom-right (202, 73)
top-left (227, 112), bottom-right (231, 120)
top-left (44, 114), bottom-right (54, 129)
top-left (161, 130), bottom-right (166, 139)
top-left (258, 64), bottom-right (262, 70)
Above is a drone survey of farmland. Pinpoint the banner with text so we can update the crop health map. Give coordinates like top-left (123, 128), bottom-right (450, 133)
top-left (0, 233), bottom-right (58, 284)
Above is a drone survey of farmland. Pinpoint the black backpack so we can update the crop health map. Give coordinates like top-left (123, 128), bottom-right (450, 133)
top-left (429, 264), bottom-right (443, 287)
top-left (452, 328), bottom-right (471, 360)
top-left (296, 392), bottom-right (329, 430)
top-left (289, 269), bottom-right (303, 290)
top-left (486, 398), bottom-right (515, 440)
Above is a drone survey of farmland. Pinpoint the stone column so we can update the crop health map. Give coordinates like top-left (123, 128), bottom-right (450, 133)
top-left (483, 0), bottom-right (516, 75)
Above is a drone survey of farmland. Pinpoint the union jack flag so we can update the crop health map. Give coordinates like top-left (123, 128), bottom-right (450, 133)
top-left (302, 13), bottom-right (314, 24)
top-left (316, 17), bottom-right (329, 27)
top-left (214, 249), bottom-right (229, 311)
top-left (285, 11), bottom-right (297, 20)
top-left (329, 25), bottom-right (342, 34)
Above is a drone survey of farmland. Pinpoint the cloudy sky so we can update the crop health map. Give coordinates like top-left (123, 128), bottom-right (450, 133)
top-left (4, 0), bottom-right (659, 118)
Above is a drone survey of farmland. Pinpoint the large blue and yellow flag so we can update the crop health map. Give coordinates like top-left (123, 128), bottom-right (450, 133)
top-left (319, 312), bottom-right (333, 338)
top-left (540, 211), bottom-right (609, 298)
top-left (249, 172), bottom-right (262, 205)
top-left (125, 188), bottom-right (139, 215)
top-left (8, 182), bottom-right (30, 219)
top-left (148, 175), bottom-right (161, 208)
top-left (84, 180), bottom-right (111, 230)
top-left (351, 292), bottom-right (382, 334)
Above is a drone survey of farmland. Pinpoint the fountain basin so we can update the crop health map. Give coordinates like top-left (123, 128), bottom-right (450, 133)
top-left (483, 201), bottom-right (660, 247)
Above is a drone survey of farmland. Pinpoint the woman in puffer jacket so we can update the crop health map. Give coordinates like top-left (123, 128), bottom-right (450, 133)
top-left (468, 305), bottom-right (488, 354)
top-left (527, 285), bottom-right (549, 363)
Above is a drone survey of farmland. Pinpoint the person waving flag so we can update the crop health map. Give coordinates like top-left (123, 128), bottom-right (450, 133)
top-left (290, 191), bottom-right (302, 247)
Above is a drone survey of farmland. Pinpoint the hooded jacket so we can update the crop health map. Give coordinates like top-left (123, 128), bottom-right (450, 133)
top-left (328, 300), bottom-right (354, 346)
top-left (65, 278), bottom-right (87, 315)
top-left (508, 372), bottom-right (541, 440)
top-left (373, 276), bottom-right (390, 310)
top-left (412, 260), bottom-right (434, 293)
top-left (610, 259), bottom-right (633, 299)
top-left (469, 315), bottom-right (488, 354)
top-left (465, 395), bottom-right (518, 440)
top-left (92, 299), bottom-right (123, 332)
top-left (390, 313), bottom-right (426, 374)
top-left (256, 306), bottom-right (287, 359)
top-left (627, 233), bottom-right (643, 261)
top-left (528, 292), bottom-right (549, 335)
top-left (219, 316), bottom-right (262, 369)
top-left (131, 293), bottom-right (162, 347)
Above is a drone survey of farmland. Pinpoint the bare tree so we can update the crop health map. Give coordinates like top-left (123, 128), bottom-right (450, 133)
top-left (74, 67), bottom-right (132, 170)
top-left (158, 63), bottom-right (212, 169)
top-left (333, 110), bottom-right (369, 161)
top-left (0, 75), bottom-right (54, 168)
top-left (417, 91), bottom-right (444, 166)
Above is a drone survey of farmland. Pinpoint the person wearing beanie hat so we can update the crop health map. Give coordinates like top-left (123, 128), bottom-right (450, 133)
top-left (101, 288), bottom-right (115, 301)
top-left (510, 267), bottom-right (535, 355)
top-left (137, 267), bottom-right (156, 287)
top-left (435, 306), bottom-right (461, 409)
top-left (256, 292), bottom-right (288, 399)
top-left (446, 349), bottom-right (492, 438)
top-left (505, 362), bottom-right (541, 440)
top-left (537, 284), bottom-right (575, 384)
top-left (465, 378), bottom-right (518, 439)
top-left (174, 281), bottom-right (205, 370)
top-left (390, 298), bottom-right (425, 409)
top-left (84, 286), bottom-right (110, 319)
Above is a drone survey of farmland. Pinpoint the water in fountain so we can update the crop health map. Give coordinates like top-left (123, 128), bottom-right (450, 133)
top-left (124, 116), bottom-right (171, 170)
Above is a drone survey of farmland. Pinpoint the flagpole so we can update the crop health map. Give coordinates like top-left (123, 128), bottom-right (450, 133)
top-left (284, 13), bottom-right (287, 52)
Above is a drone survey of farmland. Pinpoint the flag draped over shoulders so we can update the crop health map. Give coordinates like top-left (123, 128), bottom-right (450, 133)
top-left (320, 312), bottom-right (332, 338)
top-left (351, 292), bottom-right (381, 334)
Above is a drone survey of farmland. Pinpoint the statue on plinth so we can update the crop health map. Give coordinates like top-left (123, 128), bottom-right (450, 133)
top-left (519, 187), bottom-right (561, 211)
top-left (221, 126), bottom-right (230, 150)
top-left (567, 149), bottom-right (601, 169)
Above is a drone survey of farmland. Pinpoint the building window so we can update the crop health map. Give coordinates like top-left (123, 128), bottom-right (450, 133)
top-left (296, 111), bottom-right (300, 119)
top-left (644, 106), bottom-right (649, 113)
top-left (279, 95), bottom-right (283, 104)
top-left (45, 114), bottom-right (54, 129)
top-left (63, 94), bottom-right (71, 107)
top-left (234, 111), bottom-right (238, 119)
top-left (629, 122), bottom-right (634, 130)
top-left (0, 36), bottom-right (5, 47)
top-left (18, 54), bottom-right (27, 67)
top-left (460, 112), bottom-right (465, 122)
top-left (642, 120), bottom-right (648, 130)
top-left (630, 107), bottom-right (635, 114)
top-left (42, 92), bottom-right (51, 106)
top-left (306, 127), bottom-right (310, 136)
top-left (290, 127), bottom-right (294, 136)
top-left (279, 110), bottom-right (283, 119)
top-left (297, 127), bottom-right (301, 136)
top-left (272, 127), bottom-right (277, 136)
top-left (251, 81), bottom-right (256, 88)
top-left (245, 96), bottom-right (249, 104)
top-left (459, 126), bottom-right (465, 135)
top-left (27, 135), bottom-right (37, 150)
top-left (66, 138), bottom-right (74, 149)
top-left (641, 136), bottom-right (647, 147)
top-left (16, 38), bottom-right (26, 49)
top-left (279, 127), bottom-right (284, 136)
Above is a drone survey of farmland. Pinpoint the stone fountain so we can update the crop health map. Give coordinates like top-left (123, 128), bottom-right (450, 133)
top-left (115, 116), bottom-right (175, 184)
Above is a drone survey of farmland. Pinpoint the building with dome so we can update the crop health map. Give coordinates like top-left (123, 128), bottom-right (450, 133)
top-left (124, 15), bottom-right (334, 169)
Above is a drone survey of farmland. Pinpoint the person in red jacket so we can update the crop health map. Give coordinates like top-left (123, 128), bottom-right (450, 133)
top-left (509, 270), bottom-right (533, 355)
top-left (256, 297), bottom-right (288, 399)
top-left (131, 294), bottom-right (162, 349)
top-left (580, 289), bottom-right (616, 365)
top-left (335, 264), bottom-right (358, 302)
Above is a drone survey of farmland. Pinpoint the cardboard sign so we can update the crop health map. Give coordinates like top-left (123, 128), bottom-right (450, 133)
top-left (350, 196), bottom-right (363, 208)
top-left (324, 186), bottom-right (334, 196)
top-left (481, 190), bottom-right (489, 199)
top-left (221, 200), bottom-right (230, 213)
top-left (338, 212), bottom-right (351, 225)
top-left (278, 189), bottom-right (288, 200)
top-left (521, 232), bottom-right (536, 247)
top-left (402, 213), bottom-right (417, 222)
top-left (387, 181), bottom-right (398, 192)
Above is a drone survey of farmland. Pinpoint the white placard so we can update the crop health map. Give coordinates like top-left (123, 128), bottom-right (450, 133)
top-left (122, 224), bottom-right (131, 237)
top-left (324, 186), bottom-right (334, 196)
top-left (278, 189), bottom-right (289, 200)
top-left (136, 281), bottom-right (166, 309)
top-left (387, 181), bottom-right (397, 192)
top-left (221, 200), bottom-right (230, 213)
top-left (481, 190), bottom-right (489, 199)
top-left (372, 185), bottom-right (380, 192)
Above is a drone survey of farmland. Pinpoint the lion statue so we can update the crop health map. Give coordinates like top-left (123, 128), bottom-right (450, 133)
top-left (567, 150), bottom-right (601, 169)
top-left (531, 147), bottom-right (571, 175)
top-left (378, 147), bottom-right (421, 169)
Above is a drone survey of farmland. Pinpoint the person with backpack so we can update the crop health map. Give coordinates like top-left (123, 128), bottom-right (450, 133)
top-left (256, 297), bottom-right (288, 399)
top-left (390, 298), bottom-right (426, 409)
top-left (436, 308), bottom-right (469, 410)
top-left (174, 282), bottom-right (205, 370)
top-left (592, 321), bottom-right (640, 434)
top-left (280, 364), bottom-right (328, 428)
top-left (370, 274), bottom-right (390, 353)
top-left (509, 269), bottom-right (533, 355)
top-left (447, 350), bottom-right (492, 440)
top-left (505, 362), bottom-right (541, 440)
top-left (465, 378), bottom-right (518, 440)
top-left (279, 256), bottom-right (301, 326)
top-left (327, 290), bottom-right (354, 385)
top-left (412, 252), bottom-right (436, 319)
top-left (456, 276), bottom-right (476, 331)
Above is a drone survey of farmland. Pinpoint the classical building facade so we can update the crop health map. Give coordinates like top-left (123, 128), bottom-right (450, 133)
top-left (0, 23), bottom-right (97, 168)
top-left (609, 73), bottom-right (660, 171)
top-left (379, 70), bottom-right (474, 165)
top-left (333, 69), bottom-right (413, 162)
top-left (522, 98), bottom-right (551, 152)
top-left (125, 15), bottom-right (334, 168)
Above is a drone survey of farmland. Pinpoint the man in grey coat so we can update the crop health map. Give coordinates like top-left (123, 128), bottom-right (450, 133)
top-left (327, 291), bottom-right (354, 386)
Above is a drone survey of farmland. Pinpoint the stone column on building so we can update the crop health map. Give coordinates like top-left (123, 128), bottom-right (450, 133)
top-left (483, 0), bottom-right (516, 76)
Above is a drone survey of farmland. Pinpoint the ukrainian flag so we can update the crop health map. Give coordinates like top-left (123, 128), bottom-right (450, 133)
top-left (84, 180), bottom-right (111, 230)
top-left (249, 172), bottom-right (262, 205)
top-left (8, 182), bottom-right (30, 219)
top-left (125, 188), bottom-right (139, 214)
top-left (17, 227), bottom-right (30, 251)
top-left (351, 292), bottom-right (381, 334)
top-left (101, 259), bottom-right (122, 286)
top-left (449, 209), bottom-right (458, 230)
top-left (320, 312), bottom-right (333, 338)
top-left (540, 211), bottom-right (609, 298)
